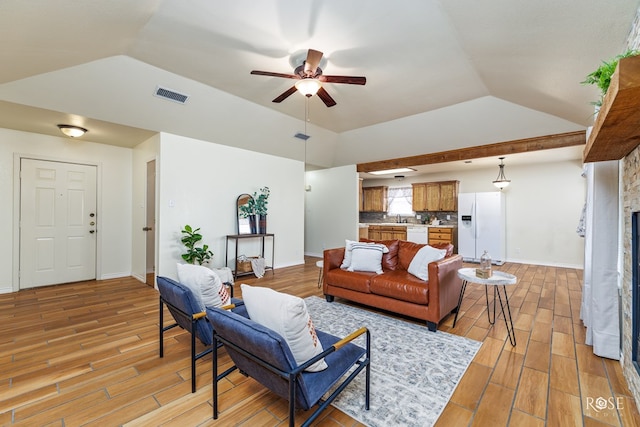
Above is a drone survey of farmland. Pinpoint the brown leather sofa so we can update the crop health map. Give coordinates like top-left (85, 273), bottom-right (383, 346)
top-left (322, 240), bottom-right (463, 331)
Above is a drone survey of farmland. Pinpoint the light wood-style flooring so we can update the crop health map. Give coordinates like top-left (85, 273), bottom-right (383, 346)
top-left (1, 259), bottom-right (639, 426)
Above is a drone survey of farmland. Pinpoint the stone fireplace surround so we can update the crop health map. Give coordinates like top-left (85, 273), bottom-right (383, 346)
top-left (620, 4), bottom-right (640, 409)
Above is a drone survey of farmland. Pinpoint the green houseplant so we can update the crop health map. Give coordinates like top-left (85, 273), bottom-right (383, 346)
top-left (581, 49), bottom-right (640, 106)
top-left (253, 186), bottom-right (270, 216)
top-left (253, 187), bottom-right (270, 234)
top-left (180, 224), bottom-right (213, 265)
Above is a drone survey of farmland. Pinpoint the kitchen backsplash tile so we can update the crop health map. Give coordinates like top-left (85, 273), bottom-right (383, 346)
top-left (360, 211), bottom-right (458, 226)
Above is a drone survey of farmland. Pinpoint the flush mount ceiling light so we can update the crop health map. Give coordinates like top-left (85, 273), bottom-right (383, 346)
top-left (493, 157), bottom-right (511, 189)
top-left (294, 78), bottom-right (322, 97)
top-left (57, 124), bottom-right (87, 138)
top-left (369, 167), bottom-right (416, 175)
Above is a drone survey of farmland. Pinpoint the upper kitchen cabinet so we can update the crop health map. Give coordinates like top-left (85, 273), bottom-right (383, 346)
top-left (439, 181), bottom-right (459, 211)
top-left (361, 186), bottom-right (388, 212)
top-left (412, 180), bottom-right (459, 211)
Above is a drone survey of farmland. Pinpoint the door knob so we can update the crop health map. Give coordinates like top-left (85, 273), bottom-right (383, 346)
top-left (90, 221), bottom-right (95, 226)
top-left (90, 213), bottom-right (95, 217)
top-left (89, 230), bottom-right (95, 234)
top-left (143, 226), bottom-right (152, 231)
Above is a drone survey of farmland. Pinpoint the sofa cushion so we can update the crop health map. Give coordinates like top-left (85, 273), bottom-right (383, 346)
top-left (398, 240), bottom-right (427, 270)
top-left (326, 268), bottom-right (375, 293)
top-left (408, 245), bottom-right (447, 281)
top-left (430, 242), bottom-right (454, 257)
top-left (360, 239), bottom-right (399, 271)
top-left (340, 239), bottom-right (358, 269)
top-left (240, 284), bottom-right (327, 372)
top-left (176, 263), bottom-right (231, 310)
top-left (369, 270), bottom-right (429, 305)
top-left (347, 243), bottom-right (388, 274)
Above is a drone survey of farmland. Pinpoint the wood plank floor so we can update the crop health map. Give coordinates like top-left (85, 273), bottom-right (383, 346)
top-left (1, 259), bottom-right (639, 426)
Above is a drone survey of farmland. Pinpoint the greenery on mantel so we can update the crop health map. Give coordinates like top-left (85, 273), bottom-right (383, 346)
top-left (581, 49), bottom-right (640, 106)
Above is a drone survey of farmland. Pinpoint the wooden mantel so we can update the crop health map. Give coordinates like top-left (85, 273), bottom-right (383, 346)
top-left (583, 55), bottom-right (640, 163)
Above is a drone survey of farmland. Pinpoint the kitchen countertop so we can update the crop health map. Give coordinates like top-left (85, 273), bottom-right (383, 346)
top-left (359, 223), bottom-right (456, 228)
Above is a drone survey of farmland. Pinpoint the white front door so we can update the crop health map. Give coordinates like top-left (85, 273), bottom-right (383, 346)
top-left (20, 159), bottom-right (97, 288)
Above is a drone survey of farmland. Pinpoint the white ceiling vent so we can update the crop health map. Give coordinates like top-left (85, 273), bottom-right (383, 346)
top-left (154, 86), bottom-right (190, 104)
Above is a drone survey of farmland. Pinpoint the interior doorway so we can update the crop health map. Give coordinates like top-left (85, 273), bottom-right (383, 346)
top-left (145, 159), bottom-right (156, 286)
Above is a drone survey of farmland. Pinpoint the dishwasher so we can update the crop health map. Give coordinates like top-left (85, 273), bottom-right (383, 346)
top-left (406, 227), bottom-right (428, 244)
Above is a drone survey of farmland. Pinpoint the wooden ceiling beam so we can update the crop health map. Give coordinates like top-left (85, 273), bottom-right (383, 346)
top-left (356, 130), bottom-right (586, 173)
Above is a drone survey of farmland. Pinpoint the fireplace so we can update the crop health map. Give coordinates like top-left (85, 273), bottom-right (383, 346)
top-left (632, 212), bottom-right (640, 374)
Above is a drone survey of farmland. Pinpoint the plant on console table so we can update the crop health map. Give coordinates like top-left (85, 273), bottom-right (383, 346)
top-left (180, 224), bottom-right (213, 265)
top-left (254, 186), bottom-right (270, 234)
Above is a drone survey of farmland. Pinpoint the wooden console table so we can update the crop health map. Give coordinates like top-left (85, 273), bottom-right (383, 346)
top-left (225, 234), bottom-right (275, 280)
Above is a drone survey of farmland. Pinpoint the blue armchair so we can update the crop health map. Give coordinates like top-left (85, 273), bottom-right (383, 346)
top-left (156, 276), bottom-right (247, 392)
top-left (206, 306), bottom-right (370, 427)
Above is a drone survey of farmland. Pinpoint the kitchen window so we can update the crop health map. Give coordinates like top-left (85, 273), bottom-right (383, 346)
top-left (387, 186), bottom-right (413, 215)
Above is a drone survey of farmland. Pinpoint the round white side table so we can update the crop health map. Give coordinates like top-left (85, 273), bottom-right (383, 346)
top-left (453, 267), bottom-right (518, 346)
top-left (316, 260), bottom-right (324, 288)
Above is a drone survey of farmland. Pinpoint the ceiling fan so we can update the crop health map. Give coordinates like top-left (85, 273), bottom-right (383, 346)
top-left (250, 49), bottom-right (366, 107)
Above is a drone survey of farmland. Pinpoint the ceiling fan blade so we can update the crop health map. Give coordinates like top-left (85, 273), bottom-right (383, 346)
top-left (304, 49), bottom-right (323, 75)
top-left (251, 70), bottom-right (299, 79)
top-left (319, 75), bottom-right (367, 85)
top-left (272, 85), bottom-right (298, 103)
top-left (316, 87), bottom-right (336, 107)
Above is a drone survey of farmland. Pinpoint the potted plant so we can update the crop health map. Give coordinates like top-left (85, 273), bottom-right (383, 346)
top-left (253, 187), bottom-right (270, 234)
top-left (581, 49), bottom-right (639, 106)
top-left (180, 224), bottom-right (213, 265)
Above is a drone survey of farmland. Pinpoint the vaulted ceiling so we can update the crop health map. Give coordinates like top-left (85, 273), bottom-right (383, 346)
top-left (0, 0), bottom-right (638, 168)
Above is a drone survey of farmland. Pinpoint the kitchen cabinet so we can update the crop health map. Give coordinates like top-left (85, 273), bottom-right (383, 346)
top-left (368, 225), bottom-right (406, 241)
top-left (428, 227), bottom-right (457, 252)
top-left (412, 183), bottom-right (426, 211)
top-left (439, 181), bottom-right (459, 211)
top-left (412, 181), bottom-right (459, 211)
top-left (358, 226), bottom-right (368, 240)
top-left (361, 186), bottom-right (388, 212)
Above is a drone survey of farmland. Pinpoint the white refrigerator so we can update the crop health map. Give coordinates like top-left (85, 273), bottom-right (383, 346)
top-left (457, 192), bottom-right (506, 264)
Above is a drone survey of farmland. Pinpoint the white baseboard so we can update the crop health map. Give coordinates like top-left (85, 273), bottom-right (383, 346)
top-left (131, 273), bottom-right (146, 283)
top-left (505, 257), bottom-right (583, 270)
top-left (0, 285), bottom-right (13, 294)
top-left (99, 272), bottom-right (132, 280)
top-left (304, 252), bottom-right (323, 258)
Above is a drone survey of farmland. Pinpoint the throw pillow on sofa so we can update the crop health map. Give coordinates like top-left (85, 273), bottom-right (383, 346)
top-left (177, 263), bottom-right (231, 310)
top-left (347, 243), bottom-right (389, 274)
top-left (240, 284), bottom-right (328, 372)
top-left (340, 239), bottom-right (359, 269)
top-left (407, 245), bottom-right (447, 281)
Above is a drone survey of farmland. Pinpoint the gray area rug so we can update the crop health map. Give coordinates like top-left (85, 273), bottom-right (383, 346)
top-left (305, 296), bottom-right (481, 427)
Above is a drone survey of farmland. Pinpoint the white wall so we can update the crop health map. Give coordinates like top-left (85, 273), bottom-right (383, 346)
top-left (131, 134), bottom-right (160, 282)
top-left (156, 133), bottom-right (305, 280)
top-left (363, 158), bottom-right (585, 268)
top-left (0, 127), bottom-right (134, 293)
top-left (305, 165), bottom-right (359, 257)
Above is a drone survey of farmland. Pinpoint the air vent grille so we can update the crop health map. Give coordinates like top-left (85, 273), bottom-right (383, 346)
top-left (154, 86), bottom-right (190, 104)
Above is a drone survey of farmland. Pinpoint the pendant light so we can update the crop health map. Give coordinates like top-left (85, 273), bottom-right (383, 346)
top-left (493, 157), bottom-right (510, 189)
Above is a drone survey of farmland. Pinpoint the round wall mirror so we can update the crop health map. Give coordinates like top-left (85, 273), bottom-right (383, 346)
top-left (236, 193), bottom-right (254, 234)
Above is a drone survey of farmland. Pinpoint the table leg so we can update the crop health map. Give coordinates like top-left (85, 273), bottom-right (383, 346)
top-left (485, 285), bottom-right (497, 325)
top-left (452, 279), bottom-right (468, 328)
top-left (496, 285), bottom-right (516, 346)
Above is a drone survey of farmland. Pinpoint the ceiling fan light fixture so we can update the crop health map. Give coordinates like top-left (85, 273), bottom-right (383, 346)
top-left (295, 79), bottom-right (321, 97)
top-left (57, 124), bottom-right (88, 138)
top-left (493, 157), bottom-right (511, 189)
